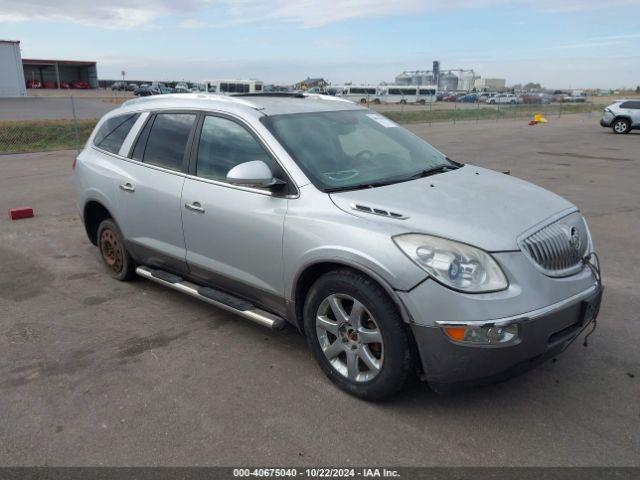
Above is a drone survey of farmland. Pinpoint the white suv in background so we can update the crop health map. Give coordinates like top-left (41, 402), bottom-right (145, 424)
top-left (486, 93), bottom-right (521, 104)
top-left (600, 100), bottom-right (640, 134)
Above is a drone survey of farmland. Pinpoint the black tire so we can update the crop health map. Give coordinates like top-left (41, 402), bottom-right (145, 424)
top-left (400, 99), bottom-right (407, 104)
top-left (97, 219), bottom-right (136, 281)
top-left (612, 118), bottom-right (630, 134)
top-left (373, 98), bottom-right (381, 104)
top-left (359, 98), bottom-right (367, 104)
top-left (303, 269), bottom-right (413, 400)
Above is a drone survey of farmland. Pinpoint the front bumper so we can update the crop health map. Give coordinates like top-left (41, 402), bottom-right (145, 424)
top-left (409, 283), bottom-right (603, 391)
top-left (600, 113), bottom-right (613, 127)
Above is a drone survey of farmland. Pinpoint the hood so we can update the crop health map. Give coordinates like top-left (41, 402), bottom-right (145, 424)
top-left (329, 165), bottom-right (575, 251)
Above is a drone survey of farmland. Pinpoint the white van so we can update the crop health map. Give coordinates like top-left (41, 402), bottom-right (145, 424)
top-left (205, 79), bottom-right (263, 95)
top-left (337, 86), bottom-right (380, 104)
top-left (380, 85), bottom-right (437, 104)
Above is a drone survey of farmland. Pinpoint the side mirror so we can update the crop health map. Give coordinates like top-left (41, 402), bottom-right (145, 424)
top-left (226, 160), bottom-right (281, 188)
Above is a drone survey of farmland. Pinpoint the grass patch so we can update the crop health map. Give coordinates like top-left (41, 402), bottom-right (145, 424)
top-left (384, 102), bottom-right (599, 124)
top-left (0, 119), bottom-right (97, 154)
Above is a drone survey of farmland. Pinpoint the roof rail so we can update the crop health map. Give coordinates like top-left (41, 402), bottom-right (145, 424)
top-left (302, 93), bottom-right (355, 104)
top-left (121, 93), bottom-right (261, 109)
top-left (233, 92), bottom-right (306, 98)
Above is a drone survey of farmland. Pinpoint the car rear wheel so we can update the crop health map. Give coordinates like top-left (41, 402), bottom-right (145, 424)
top-left (612, 118), bottom-right (630, 134)
top-left (303, 269), bottom-right (413, 400)
top-left (97, 219), bottom-right (136, 281)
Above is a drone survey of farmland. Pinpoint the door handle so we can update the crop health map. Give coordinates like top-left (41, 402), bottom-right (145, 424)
top-left (119, 183), bottom-right (135, 192)
top-left (185, 201), bottom-right (205, 213)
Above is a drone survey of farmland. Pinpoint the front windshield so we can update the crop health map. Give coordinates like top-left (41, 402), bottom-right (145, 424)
top-left (261, 110), bottom-right (454, 191)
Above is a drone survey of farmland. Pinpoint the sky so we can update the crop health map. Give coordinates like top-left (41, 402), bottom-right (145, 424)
top-left (1, 0), bottom-right (639, 89)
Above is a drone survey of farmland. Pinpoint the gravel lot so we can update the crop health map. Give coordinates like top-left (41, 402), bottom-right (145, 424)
top-left (0, 115), bottom-right (638, 466)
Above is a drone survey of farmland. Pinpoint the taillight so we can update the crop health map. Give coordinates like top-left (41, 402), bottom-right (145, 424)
top-left (72, 157), bottom-right (78, 170)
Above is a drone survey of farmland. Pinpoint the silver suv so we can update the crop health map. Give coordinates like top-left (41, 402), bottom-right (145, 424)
top-left (75, 93), bottom-right (602, 399)
top-left (600, 100), bottom-right (640, 134)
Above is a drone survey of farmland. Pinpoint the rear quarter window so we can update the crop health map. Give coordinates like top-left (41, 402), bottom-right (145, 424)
top-left (93, 113), bottom-right (140, 154)
top-left (620, 101), bottom-right (640, 109)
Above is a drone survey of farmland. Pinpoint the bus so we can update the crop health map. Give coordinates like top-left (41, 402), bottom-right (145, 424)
top-left (205, 79), bottom-right (263, 95)
top-left (336, 86), bottom-right (381, 104)
top-left (379, 85), bottom-right (437, 104)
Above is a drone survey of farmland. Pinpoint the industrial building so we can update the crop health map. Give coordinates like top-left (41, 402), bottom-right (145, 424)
top-left (395, 61), bottom-right (479, 92)
top-left (22, 58), bottom-right (98, 89)
top-left (0, 39), bottom-right (98, 96)
top-left (473, 77), bottom-right (506, 91)
top-left (0, 40), bottom-right (27, 97)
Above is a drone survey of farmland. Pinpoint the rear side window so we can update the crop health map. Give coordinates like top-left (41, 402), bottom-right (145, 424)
top-left (195, 115), bottom-right (275, 183)
top-left (620, 101), bottom-right (640, 109)
top-left (93, 113), bottom-right (140, 154)
top-left (132, 113), bottom-right (196, 171)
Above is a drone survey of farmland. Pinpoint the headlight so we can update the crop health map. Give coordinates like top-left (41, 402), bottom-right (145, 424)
top-left (393, 234), bottom-right (508, 293)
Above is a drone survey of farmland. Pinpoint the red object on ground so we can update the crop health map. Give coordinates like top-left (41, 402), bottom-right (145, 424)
top-left (8, 207), bottom-right (35, 220)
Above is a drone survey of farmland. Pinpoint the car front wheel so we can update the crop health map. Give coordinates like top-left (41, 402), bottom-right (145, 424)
top-left (612, 118), bottom-right (630, 134)
top-left (303, 269), bottom-right (413, 400)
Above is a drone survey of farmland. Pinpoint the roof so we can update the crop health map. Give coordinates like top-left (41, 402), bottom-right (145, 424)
top-left (22, 58), bottom-right (96, 66)
top-left (0, 40), bottom-right (21, 44)
top-left (119, 93), bottom-right (363, 117)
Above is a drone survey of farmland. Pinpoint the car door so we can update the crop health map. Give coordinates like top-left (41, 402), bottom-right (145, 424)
top-left (116, 111), bottom-right (198, 274)
top-left (181, 114), bottom-right (290, 314)
top-left (625, 101), bottom-right (640, 126)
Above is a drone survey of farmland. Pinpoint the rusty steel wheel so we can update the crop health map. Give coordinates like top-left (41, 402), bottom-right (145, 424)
top-left (96, 219), bottom-right (135, 281)
top-left (100, 228), bottom-right (123, 273)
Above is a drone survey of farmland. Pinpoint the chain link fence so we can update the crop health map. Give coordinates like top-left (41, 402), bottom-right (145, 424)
top-left (0, 92), bottom-right (602, 155)
top-left (370, 99), bottom-right (599, 125)
top-left (0, 91), bottom-right (130, 155)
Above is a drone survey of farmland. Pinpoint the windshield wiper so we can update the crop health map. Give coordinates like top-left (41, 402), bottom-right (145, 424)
top-left (324, 179), bottom-right (399, 193)
top-left (407, 163), bottom-right (461, 180)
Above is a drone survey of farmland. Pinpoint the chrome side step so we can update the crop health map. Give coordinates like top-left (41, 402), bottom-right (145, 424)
top-left (136, 266), bottom-right (286, 330)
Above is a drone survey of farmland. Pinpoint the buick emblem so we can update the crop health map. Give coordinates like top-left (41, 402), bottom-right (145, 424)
top-left (568, 226), bottom-right (581, 251)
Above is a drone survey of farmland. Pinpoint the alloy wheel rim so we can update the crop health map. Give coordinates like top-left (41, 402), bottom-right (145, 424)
top-left (614, 121), bottom-right (626, 133)
top-left (100, 229), bottom-right (123, 273)
top-left (315, 293), bottom-right (383, 382)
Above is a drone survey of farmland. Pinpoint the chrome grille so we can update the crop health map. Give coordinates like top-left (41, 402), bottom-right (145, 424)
top-left (518, 211), bottom-right (589, 277)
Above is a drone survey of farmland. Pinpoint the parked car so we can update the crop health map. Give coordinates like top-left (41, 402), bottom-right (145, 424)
top-left (174, 83), bottom-right (190, 93)
top-left (133, 86), bottom-right (159, 97)
top-left (486, 93), bottom-right (520, 104)
top-left (159, 86), bottom-right (173, 94)
top-left (71, 80), bottom-right (91, 89)
top-left (75, 93), bottom-right (602, 399)
top-left (442, 94), bottom-right (461, 102)
top-left (127, 83), bottom-right (138, 92)
top-left (600, 100), bottom-right (640, 134)
top-left (111, 82), bottom-right (128, 91)
top-left (458, 93), bottom-right (478, 103)
top-left (521, 94), bottom-right (542, 104)
top-left (563, 95), bottom-right (587, 103)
